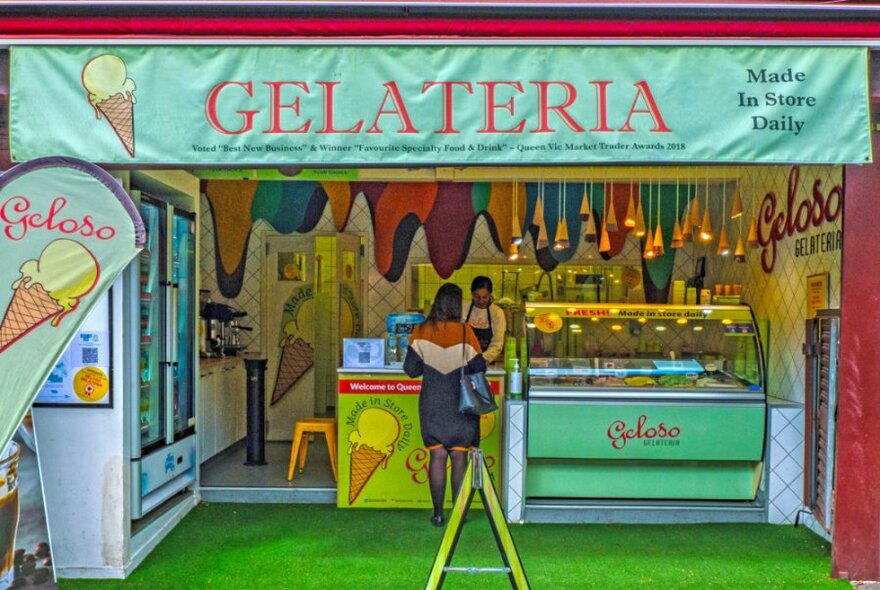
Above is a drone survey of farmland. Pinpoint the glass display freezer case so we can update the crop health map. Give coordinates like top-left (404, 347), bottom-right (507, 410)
top-left (523, 303), bottom-right (767, 501)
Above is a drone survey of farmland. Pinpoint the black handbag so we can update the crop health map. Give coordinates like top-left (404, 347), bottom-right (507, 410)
top-left (459, 324), bottom-right (498, 416)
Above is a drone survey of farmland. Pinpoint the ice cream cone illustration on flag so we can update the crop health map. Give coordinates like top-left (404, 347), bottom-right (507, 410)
top-left (0, 239), bottom-right (99, 353)
top-left (347, 408), bottom-right (400, 505)
top-left (82, 54), bottom-right (137, 157)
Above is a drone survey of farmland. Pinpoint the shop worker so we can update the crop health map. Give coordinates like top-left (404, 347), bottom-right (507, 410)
top-left (404, 283), bottom-right (486, 527)
top-left (464, 276), bottom-right (506, 364)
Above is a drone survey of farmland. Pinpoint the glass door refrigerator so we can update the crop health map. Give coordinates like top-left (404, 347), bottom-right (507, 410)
top-left (126, 194), bottom-right (197, 520)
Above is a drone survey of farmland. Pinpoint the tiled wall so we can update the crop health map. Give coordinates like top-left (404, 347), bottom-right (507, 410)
top-left (714, 166), bottom-right (842, 403)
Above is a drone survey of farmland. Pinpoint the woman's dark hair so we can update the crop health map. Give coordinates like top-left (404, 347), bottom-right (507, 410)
top-left (471, 275), bottom-right (493, 294)
top-left (427, 283), bottom-right (463, 324)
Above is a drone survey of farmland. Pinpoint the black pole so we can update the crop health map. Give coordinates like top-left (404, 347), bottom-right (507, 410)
top-left (244, 358), bottom-right (268, 466)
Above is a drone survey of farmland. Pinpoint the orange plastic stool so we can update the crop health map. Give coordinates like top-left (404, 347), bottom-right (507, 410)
top-left (287, 418), bottom-right (338, 482)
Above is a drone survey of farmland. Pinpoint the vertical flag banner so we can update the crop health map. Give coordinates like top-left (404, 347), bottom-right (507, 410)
top-left (0, 157), bottom-right (145, 452)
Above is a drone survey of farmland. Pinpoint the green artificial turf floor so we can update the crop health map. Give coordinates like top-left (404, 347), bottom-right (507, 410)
top-left (58, 503), bottom-right (849, 589)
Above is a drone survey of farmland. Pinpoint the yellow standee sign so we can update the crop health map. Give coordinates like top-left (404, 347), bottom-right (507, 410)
top-left (425, 449), bottom-right (529, 590)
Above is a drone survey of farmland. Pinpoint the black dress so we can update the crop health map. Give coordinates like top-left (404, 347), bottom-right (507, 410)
top-left (403, 321), bottom-right (487, 449)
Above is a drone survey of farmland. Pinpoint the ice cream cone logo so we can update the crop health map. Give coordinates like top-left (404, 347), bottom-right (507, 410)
top-left (82, 55), bottom-right (137, 157)
top-left (0, 239), bottom-right (99, 353)
top-left (347, 408), bottom-right (400, 505)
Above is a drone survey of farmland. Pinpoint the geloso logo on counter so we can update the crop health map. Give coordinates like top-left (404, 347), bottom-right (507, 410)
top-left (606, 414), bottom-right (681, 449)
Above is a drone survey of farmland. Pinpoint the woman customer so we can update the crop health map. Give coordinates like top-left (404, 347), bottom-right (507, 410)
top-left (404, 283), bottom-right (486, 527)
top-left (464, 276), bottom-right (506, 364)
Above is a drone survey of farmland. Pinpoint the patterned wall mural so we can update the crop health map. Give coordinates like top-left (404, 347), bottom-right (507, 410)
top-left (203, 178), bottom-right (702, 298)
top-left (199, 164), bottom-right (842, 406)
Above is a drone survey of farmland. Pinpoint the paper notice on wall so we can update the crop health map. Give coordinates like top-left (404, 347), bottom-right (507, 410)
top-left (35, 294), bottom-right (111, 407)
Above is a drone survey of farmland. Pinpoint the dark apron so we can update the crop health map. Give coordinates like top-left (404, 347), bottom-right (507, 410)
top-left (466, 302), bottom-right (493, 353)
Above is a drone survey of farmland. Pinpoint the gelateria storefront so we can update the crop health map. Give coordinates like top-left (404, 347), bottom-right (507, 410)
top-left (6, 44), bottom-right (870, 536)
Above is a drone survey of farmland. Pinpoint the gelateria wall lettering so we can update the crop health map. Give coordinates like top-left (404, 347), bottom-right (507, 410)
top-left (756, 166), bottom-right (842, 273)
top-left (205, 79), bottom-right (671, 137)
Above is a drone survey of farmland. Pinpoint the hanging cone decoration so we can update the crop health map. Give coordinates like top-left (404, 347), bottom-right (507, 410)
top-left (536, 221), bottom-right (549, 250)
top-left (671, 217), bottom-right (684, 248)
top-left (682, 206), bottom-right (693, 242)
top-left (605, 195), bottom-right (618, 232)
top-left (598, 225), bottom-right (612, 253)
top-left (508, 242), bottom-right (520, 261)
top-left (730, 186), bottom-right (744, 219)
top-left (699, 208), bottom-right (713, 242)
top-left (690, 196), bottom-right (702, 228)
top-left (734, 234), bottom-right (746, 262)
top-left (716, 225), bottom-right (730, 256)
top-left (643, 228), bottom-right (655, 259)
top-left (511, 211), bottom-right (523, 246)
top-left (653, 221), bottom-right (665, 255)
top-left (624, 194), bottom-right (637, 228)
top-left (579, 187), bottom-right (591, 220)
top-left (532, 194), bottom-right (545, 227)
top-left (584, 213), bottom-right (598, 243)
top-left (553, 219), bottom-right (570, 251)
top-left (634, 199), bottom-right (646, 237)
top-left (747, 217), bottom-right (759, 248)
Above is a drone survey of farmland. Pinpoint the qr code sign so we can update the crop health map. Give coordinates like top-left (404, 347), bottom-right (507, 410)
top-left (81, 347), bottom-right (99, 365)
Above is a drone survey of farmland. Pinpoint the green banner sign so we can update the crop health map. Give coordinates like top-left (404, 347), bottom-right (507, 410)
top-left (8, 45), bottom-right (871, 165)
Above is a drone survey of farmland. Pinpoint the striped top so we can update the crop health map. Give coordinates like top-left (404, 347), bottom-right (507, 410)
top-left (407, 321), bottom-right (482, 375)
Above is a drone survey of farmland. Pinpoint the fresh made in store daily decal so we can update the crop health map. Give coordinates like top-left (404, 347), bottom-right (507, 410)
top-left (0, 158), bottom-right (144, 453)
top-left (7, 46), bottom-right (872, 165)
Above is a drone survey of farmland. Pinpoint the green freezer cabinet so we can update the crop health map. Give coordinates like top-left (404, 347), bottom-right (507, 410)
top-left (523, 303), bottom-right (766, 501)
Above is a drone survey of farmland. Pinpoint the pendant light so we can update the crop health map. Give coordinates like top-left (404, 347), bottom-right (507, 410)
top-left (598, 224), bottom-right (612, 253)
top-left (533, 179), bottom-right (545, 226)
top-left (690, 179), bottom-right (702, 229)
top-left (553, 180), bottom-right (570, 251)
top-left (584, 181), bottom-right (598, 243)
top-left (643, 228), bottom-right (655, 259)
top-left (643, 185), bottom-right (655, 259)
top-left (653, 179), bottom-right (665, 256)
top-left (716, 182), bottom-right (730, 256)
top-left (605, 182), bottom-right (618, 233)
top-left (599, 181), bottom-right (612, 253)
top-left (735, 216), bottom-right (746, 263)
top-left (682, 179), bottom-right (694, 241)
top-left (671, 177), bottom-right (684, 249)
top-left (536, 221), bottom-right (549, 250)
top-left (624, 179), bottom-right (637, 228)
top-left (511, 179), bottom-right (523, 246)
top-left (580, 180), bottom-right (591, 221)
top-left (747, 217), bottom-right (760, 248)
top-left (508, 242), bottom-right (520, 261)
top-left (634, 180), bottom-right (647, 237)
top-left (699, 176), bottom-right (713, 243)
top-left (534, 180), bottom-right (549, 249)
top-left (730, 180), bottom-right (744, 219)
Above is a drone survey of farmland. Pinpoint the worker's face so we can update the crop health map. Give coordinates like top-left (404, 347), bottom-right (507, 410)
top-left (472, 288), bottom-right (492, 309)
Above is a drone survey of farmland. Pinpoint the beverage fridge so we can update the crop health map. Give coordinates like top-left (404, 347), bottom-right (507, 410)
top-left (125, 194), bottom-right (197, 520)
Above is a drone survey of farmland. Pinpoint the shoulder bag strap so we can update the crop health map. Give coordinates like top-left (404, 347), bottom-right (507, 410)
top-left (461, 322), bottom-right (467, 378)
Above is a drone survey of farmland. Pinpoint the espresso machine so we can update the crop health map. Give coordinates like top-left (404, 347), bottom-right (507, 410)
top-left (200, 299), bottom-right (250, 357)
